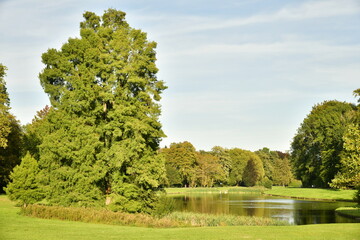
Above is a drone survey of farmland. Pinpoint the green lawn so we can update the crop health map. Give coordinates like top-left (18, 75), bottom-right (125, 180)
top-left (1, 195), bottom-right (359, 240)
top-left (265, 186), bottom-right (356, 201)
top-left (336, 207), bottom-right (360, 218)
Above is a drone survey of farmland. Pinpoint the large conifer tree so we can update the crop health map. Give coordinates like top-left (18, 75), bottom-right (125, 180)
top-left (38, 9), bottom-right (167, 212)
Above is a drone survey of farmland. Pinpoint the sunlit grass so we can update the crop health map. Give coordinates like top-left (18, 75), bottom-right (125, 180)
top-left (335, 207), bottom-right (360, 218)
top-left (264, 186), bottom-right (356, 201)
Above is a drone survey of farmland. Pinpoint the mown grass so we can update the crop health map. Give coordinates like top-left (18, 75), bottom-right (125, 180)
top-left (335, 207), bottom-right (360, 218)
top-left (264, 186), bottom-right (356, 201)
top-left (1, 195), bottom-right (359, 240)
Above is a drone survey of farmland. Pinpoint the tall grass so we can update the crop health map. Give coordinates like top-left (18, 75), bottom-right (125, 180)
top-left (20, 204), bottom-right (288, 228)
top-left (164, 212), bottom-right (289, 227)
top-left (21, 204), bottom-right (185, 228)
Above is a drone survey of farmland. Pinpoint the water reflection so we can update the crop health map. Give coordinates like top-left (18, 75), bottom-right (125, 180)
top-left (170, 193), bottom-right (359, 225)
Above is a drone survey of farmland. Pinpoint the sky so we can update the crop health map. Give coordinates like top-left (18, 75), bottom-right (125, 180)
top-left (0, 0), bottom-right (359, 152)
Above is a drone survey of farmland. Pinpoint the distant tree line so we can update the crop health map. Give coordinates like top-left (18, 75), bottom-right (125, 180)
top-left (160, 142), bottom-right (294, 188)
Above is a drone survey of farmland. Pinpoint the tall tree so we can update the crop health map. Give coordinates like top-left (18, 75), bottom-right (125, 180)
top-left (291, 101), bottom-right (355, 187)
top-left (243, 154), bottom-right (265, 187)
top-left (37, 9), bottom-right (166, 212)
top-left (196, 152), bottom-right (224, 187)
top-left (0, 64), bottom-right (22, 193)
top-left (161, 142), bottom-right (197, 187)
top-left (211, 146), bottom-right (231, 184)
top-left (228, 148), bottom-right (261, 186)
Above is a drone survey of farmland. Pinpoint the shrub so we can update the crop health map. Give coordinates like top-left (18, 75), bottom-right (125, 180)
top-left (152, 193), bottom-right (175, 217)
top-left (288, 179), bottom-right (302, 188)
top-left (260, 177), bottom-right (273, 189)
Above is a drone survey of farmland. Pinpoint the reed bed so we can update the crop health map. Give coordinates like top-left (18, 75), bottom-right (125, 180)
top-left (20, 204), bottom-right (185, 228)
top-left (164, 212), bottom-right (289, 226)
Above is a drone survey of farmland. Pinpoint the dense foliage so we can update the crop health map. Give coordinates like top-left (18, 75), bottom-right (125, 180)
top-left (161, 143), bottom-right (291, 188)
top-left (0, 64), bottom-right (22, 193)
top-left (290, 100), bottom-right (355, 187)
top-left (4, 153), bottom-right (44, 206)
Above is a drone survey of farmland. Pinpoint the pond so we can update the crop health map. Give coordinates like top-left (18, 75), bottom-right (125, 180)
top-left (169, 193), bottom-right (359, 225)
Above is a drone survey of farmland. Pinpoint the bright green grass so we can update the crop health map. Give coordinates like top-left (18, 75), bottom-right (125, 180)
top-left (265, 186), bottom-right (356, 201)
top-left (1, 195), bottom-right (359, 240)
top-left (336, 207), bottom-right (360, 218)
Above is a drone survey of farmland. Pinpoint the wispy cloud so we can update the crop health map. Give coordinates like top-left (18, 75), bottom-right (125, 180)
top-left (141, 0), bottom-right (360, 36)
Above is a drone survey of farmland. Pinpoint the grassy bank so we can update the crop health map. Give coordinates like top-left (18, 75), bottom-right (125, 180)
top-left (335, 207), bottom-right (360, 219)
top-left (1, 195), bottom-right (359, 240)
top-left (264, 186), bottom-right (356, 201)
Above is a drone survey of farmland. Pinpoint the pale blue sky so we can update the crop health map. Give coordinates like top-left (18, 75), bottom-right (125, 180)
top-left (0, 0), bottom-right (359, 151)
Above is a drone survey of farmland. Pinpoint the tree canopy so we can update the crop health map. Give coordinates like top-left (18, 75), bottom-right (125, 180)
top-left (291, 100), bottom-right (356, 187)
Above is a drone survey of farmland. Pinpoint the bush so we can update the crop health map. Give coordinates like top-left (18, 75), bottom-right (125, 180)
top-left (152, 194), bottom-right (175, 217)
top-left (260, 177), bottom-right (273, 189)
top-left (354, 186), bottom-right (360, 204)
top-left (288, 179), bottom-right (302, 188)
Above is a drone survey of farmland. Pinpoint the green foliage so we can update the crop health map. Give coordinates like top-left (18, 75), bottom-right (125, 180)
top-left (0, 63), bottom-right (11, 148)
top-left (228, 148), bottom-right (250, 185)
top-left (243, 154), bottom-right (264, 187)
top-left (291, 100), bottom-right (355, 187)
top-left (0, 64), bottom-right (22, 193)
top-left (272, 158), bottom-right (292, 186)
top-left (288, 179), bottom-right (302, 188)
top-left (161, 142), bottom-right (197, 187)
top-left (0, 114), bottom-right (22, 193)
top-left (255, 148), bottom-right (293, 186)
top-left (34, 9), bottom-right (166, 212)
top-left (211, 146), bottom-right (231, 183)
top-left (22, 105), bottom-right (51, 160)
top-left (4, 153), bottom-right (44, 205)
top-left (152, 193), bottom-right (175, 217)
top-left (260, 177), bottom-right (273, 189)
top-left (196, 152), bottom-right (225, 187)
top-left (330, 90), bottom-right (360, 189)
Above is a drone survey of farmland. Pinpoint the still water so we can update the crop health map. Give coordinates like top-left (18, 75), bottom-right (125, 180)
top-left (170, 193), bottom-right (359, 225)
